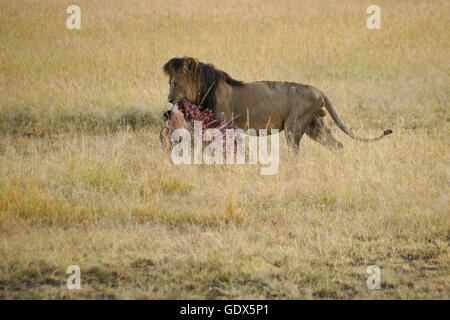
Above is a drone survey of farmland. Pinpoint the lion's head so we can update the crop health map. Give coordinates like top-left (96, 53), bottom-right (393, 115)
top-left (163, 57), bottom-right (243, 109)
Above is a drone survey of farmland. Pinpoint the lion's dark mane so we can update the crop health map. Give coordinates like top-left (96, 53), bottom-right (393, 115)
top-left (163, 57), bottom-right (244, 110)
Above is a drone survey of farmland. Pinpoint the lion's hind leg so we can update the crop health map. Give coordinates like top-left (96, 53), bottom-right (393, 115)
top-left (306, 118), bottom-right (343, 150)
top-left (284, 120), bottom-right (302, 153)
top-left (284, 116), bottom-right (305, 153)
top-left (284, 109), bottom-right (316, 154)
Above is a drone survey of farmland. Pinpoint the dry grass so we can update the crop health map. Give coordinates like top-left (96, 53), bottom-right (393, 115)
top-left (0, 0), bottom-right (449, 299)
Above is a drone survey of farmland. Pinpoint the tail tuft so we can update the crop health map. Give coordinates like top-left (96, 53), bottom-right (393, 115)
top-left (383, 129), bottom-right (393, 136)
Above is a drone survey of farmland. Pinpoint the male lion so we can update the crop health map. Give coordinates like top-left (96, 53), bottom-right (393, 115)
top-left (163, 57), bottom-right (392, 152)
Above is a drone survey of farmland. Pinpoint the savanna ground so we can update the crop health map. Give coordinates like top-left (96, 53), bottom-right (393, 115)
top-left (0, 0), bottom-right (449, 299)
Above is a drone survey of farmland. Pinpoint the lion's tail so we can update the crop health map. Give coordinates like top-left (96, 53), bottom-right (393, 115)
top-left (322, 95), bottom-right (392, 142)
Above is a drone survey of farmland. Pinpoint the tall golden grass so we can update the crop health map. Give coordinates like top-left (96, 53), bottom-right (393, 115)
top-left (0, 0), bottom-right (448, 299)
